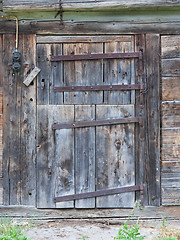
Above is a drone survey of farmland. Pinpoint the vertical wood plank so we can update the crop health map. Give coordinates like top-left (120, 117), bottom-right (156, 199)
top-left (49, 44), bottom-right (63, 105)
top-left (37, 105), bottom-right (74, 208)
top-left (20, 34), bottom-right (36, 206)
top-left (3, 34), bottom-right (22, 205)
top-left (146, 34), bottom-right (161, 206)
top-left (63, 43), bottom-right (103, 105)
top-left (96, 105), bottom-right (135, 208)
top-left (37, 44), bottom-right (51, 105)
top-left (75, 105), bottom-right (95, 208)
top-left (135, 34), bottom-right (147, 205)
top-left (104, 37), bottom-right (135, 104)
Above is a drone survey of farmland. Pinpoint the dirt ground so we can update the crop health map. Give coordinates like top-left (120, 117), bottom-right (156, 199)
top-left (25, 219), bottom-right (180, 240)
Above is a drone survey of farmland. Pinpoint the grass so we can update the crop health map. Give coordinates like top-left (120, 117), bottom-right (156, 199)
top-left (154, 217), bottom-right (180, 240)
top-left (0, 218), bottom-right (31, 240)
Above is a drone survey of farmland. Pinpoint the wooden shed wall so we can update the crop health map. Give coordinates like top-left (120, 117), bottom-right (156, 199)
top-left (161, 35), bottom-right (180, 205)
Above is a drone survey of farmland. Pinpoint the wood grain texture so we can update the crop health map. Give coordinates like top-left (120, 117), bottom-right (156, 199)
top-left (135, 34), bottom-right (147, 204)
top-left (161, 35), bottom-right (180, 59)
top-left (3, 0), bottom-right (180, 11)
top-left (37, 105), bottom-right (75, 208)
top-left (75, 105), bottom-right (95, 208)
top-left (162, 102), bottom-right (180, 128)
top-left (162, 58), bottom-right (180, 76)
top-left (1, 21), bottom-right (180, 35)
top-left (37, 44), bottom-right (51, 105)
top-left (146, 34), bottom-right (161, 206)
top-left (96, 105), bottom-right (135, 208)
top-left (0, 88), bottom-right (2, 179)
top-left (104, 37), bottom-right (135, 104)
top-left (162, 77), bottom-right (180, 100)
top-left (161, 129), bottom-right (180, 161)
top-left (162, 187), bottom-right (180, 205)
top-left (20, 35), bottom-right (36, 206)
top-left (63, 42), bottom-right (103, 105)
top-left (2, 34), bottom-right (22, 205)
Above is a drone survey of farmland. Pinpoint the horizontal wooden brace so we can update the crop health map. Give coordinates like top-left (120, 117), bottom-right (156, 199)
top-left (52, 117), bottom-right (139, 130)
top-left (54, 184), bottom-right (144, 203)
top-left (54, 84), bottom-right (143, 92)
top-left (51, 52), bottom-right (140, 61)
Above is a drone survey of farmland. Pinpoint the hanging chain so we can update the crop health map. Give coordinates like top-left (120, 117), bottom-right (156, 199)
top-left (55, 0), bottom-right (63, 24)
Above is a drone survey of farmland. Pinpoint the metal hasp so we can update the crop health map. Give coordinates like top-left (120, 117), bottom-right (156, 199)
top-left (52, 117), bottom-right (139, 130)
top-left (54, 84), bottom-right (143, 92)
top-left (54, 184), bottom-right (144, 206)
top-left (50, 51), bottom-right (144, 76)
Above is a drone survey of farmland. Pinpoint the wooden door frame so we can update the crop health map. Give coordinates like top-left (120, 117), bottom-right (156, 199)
top-left (1, 33), bottom-right (161, 207)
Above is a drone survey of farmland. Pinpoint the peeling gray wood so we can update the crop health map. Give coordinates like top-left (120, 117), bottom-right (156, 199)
top-left (37, 105), bottom-right (75, 208)
top-left (3, 34), bottom-right (22, 205)
top-left (75, 105), bottom-right (95, 208)
top-left (96, 105), bottom-right (135, 208)
top-left (20, 34), bottom-right (36, 206)
top-left (23, 67), bottom-right (41, 87)
top-left (3, 0), bottom-right (180, 11)
top-left (63, 42), bottom-right (103, 105)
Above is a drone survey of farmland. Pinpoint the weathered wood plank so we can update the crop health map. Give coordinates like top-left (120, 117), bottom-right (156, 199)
top-left (146, 34), bottom-right (161, 206)
top-left (3, 34), bottom-right (22, 205)
top-left (162, 58), bottom-right (180, 76)
top-left (0, 178), bottom-right (3, 205)
top-left (162, 187), bottom-right (180, 206)
top-left (162, 77), bottom-right (180, 101)
top-left (75, 105), bottom-right (95, 208)
top-left (161, 173), bottom-right (180, 188)
top-left (37, 44), bottom-right (51, 105)
top-left (162, 161), bottom-right (180, 173)
top-left (96, 105), bottom-right (135, 208)
top-left (162, 102), bottom-right (180, 128)
top-left (1, 21), bottom-right (180, 35)
top-left (135, 34), bottom-right (147, 204)
top-left (49, 44), bottom-right (63, 105)
top-left (37, 36), bottom-right (133, 44)
top-left (0, 88), bottom-right (3, 179)
top-left (20, 35), bottom-right (36, 206)
top-left (3, 0), bottom-right (180, 11)
top-left (63, 42), bottom-right (103, 105)
top-left (104, 37), bottom-right (135, 104)
top-left (161, 35), bottom-right (180, 59)
top-left (37, 105), bottom-right (75, 208)
top-left (161, 129), bottom-right (180, 161)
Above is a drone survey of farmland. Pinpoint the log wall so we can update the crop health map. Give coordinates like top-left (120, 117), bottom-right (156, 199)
top-left (161, 35), bottom-right (180, 205)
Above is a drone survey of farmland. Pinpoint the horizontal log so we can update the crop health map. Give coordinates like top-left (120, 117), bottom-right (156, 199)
top-left (161, 35), bottom-right (180, 59)
top-left (162, 58), bottom-right (180, 76)
top-left (3, 0), bottom-right (180, 11)
top-left (162, 77), bottom-right (180, 101)
top-left (1, 21), bottom-right (180, 34)
top-left (162, 102), bottom-right (180, 127)
top-left (161, 161), bottom-right (180, 173)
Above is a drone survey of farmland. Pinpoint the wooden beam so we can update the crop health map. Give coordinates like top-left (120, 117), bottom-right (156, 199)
top-left (0, 21), bottom-right (180, 34)
top-left (145, 34), bottom-right (161, 206)
top-left (3, 0), bottom-right (180, 11)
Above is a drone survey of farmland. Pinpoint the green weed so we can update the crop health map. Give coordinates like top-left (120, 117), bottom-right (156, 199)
top-left (112, 219), bottom-right (145, 240)
top-left (0, 218), bottom-right (31, 240)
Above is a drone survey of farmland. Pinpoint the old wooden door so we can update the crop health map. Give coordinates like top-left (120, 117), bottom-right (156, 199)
top-left (37, 35), bottom-right (142, 208)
